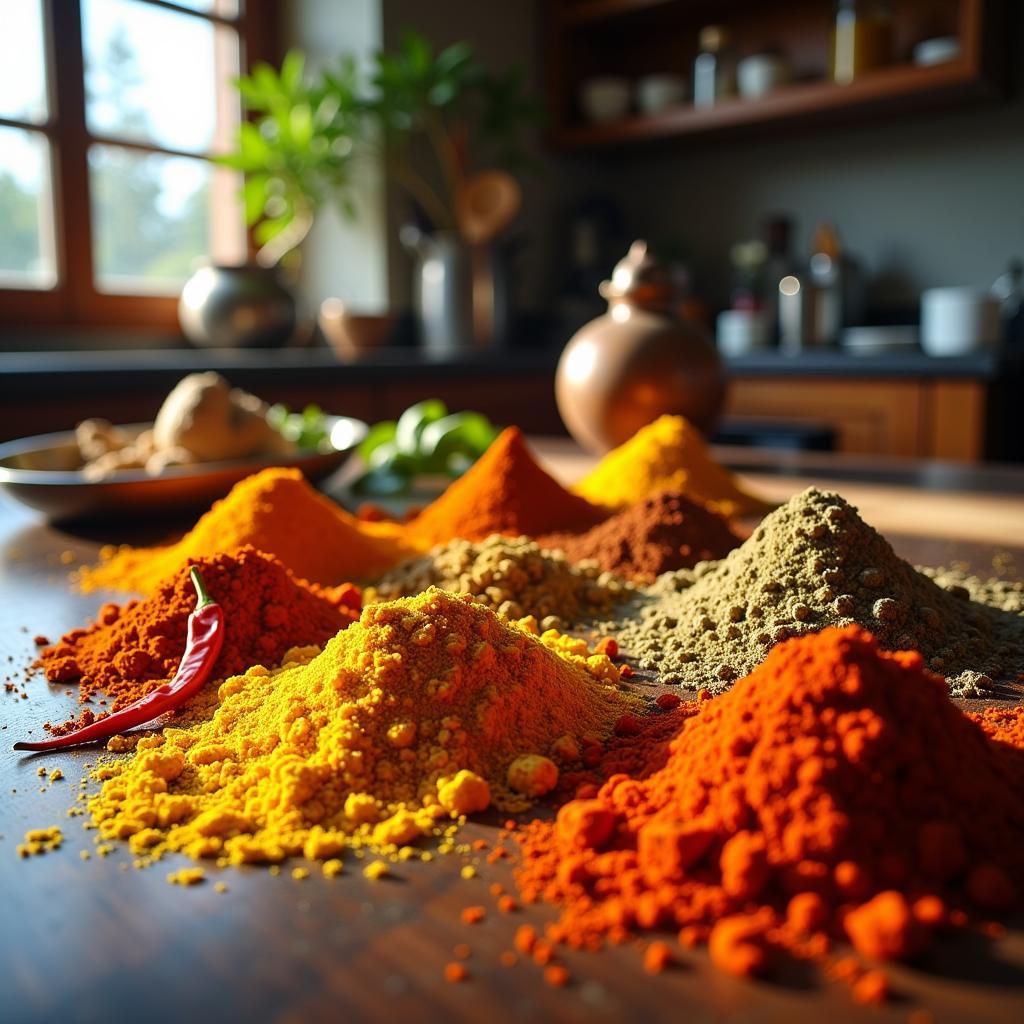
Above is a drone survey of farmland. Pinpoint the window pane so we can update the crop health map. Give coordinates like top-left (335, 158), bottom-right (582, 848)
top-left (90, 144), bottom-right (246, 294)
top-left (0, 0), bottom-right (49, 123)
top-left (83, 0), bottom-right (240, 154)
top-left (0, 127), bottom-right (56, 289)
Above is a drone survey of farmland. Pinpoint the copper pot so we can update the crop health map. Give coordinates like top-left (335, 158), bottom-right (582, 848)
top-left (555, 241), bottom-right (726, 453)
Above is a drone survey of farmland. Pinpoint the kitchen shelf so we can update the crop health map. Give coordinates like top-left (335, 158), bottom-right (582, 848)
top-left (546, 0), bottom-right (1006, 151)
top-left (555, 58), bottom-right (995, 150)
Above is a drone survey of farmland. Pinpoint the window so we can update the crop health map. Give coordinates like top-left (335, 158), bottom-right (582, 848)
top-left (0, 0), bottom-right (277, 328)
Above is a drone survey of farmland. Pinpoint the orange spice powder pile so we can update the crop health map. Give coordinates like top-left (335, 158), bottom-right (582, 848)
top-left (404, 427), bottom-right (607, 549)
top-left (77, 467), bottom-right (415, 593)
top-left (513, 626), bottom-right (1024, 994)
top-left (41, 547), bottom-right (361, 732)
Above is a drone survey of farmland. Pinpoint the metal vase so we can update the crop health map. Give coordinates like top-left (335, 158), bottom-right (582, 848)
top-left (178, 263), bottom-right (296, 349)
top-left (400, 228), bottom-right (515, 353)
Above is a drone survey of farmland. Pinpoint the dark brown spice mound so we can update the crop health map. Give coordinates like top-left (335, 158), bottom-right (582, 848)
top-left (38, 546), bottom-right (362, 734)
top-left (537, 491), bottom-right (741, 584)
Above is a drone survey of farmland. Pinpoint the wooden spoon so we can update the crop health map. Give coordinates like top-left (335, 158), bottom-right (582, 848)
top-left (455, 170), bottom-right (522, 246)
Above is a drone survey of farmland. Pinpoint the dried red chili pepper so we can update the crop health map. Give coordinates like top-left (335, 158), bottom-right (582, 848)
top-left (14, 568), bottom-right (223, 752)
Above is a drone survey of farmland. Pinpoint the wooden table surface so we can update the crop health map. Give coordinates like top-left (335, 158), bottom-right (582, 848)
top-left (2, 444), bottom-right (1023, 1024)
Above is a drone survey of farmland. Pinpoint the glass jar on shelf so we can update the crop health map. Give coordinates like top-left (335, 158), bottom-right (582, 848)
top-left (832, 0), bottom-right (892, 85)
top-left (693, 25), bottom-right (736, 108)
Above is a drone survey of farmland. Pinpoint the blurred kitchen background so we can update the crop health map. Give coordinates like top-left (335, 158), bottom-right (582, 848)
top-left (1, 0), bottom-right (1022, 462)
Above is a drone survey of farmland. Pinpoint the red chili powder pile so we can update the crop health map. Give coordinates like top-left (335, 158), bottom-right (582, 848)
top-left (512, 626), bottom-right (1024, 998)
top-left (39, 546), bottom-right (361, 733)
top-left (537, 491), bottom-right (742, 583)
top-left (404, 427), bottom-right (607, 548)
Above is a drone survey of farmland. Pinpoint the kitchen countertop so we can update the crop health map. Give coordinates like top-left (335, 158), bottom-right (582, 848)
top-left (1, 444), bottom-right (1022, 1023)
top-left (0, 345), bottom-right (1021, 399)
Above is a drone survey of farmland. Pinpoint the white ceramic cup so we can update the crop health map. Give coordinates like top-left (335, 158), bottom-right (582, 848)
top-left (580, 77), bottom-right (631, 123)
top-left (717, 309), bottom-right (770, 356)
top-left (920, 287), bottom-right (1001, 356)
top-left (737, 54), bottom-right (790, 99)
top-left (636, 74), bottom-right (687, 115)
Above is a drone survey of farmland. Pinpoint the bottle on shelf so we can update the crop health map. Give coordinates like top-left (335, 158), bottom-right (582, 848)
top-left (761, 215), bottom-right (796, 346)
top-left (807, 222), bottom-right (865, 347)
top-left (693, 25), bottom-right (736, 109)
top-left (832, 0), bottom-right (893, 85)
top-left (992, 258), bottom-right (1024, 344)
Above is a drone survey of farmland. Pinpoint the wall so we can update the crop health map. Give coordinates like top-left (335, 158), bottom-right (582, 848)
top-left (285, 0), bottom-right (389, 316)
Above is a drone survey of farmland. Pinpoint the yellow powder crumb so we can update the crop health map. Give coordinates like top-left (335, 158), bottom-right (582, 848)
top-left (506, 754), bottom-right (559, 797)
top-left (363, 860), bottom-right (390, 881)
top-left (60, 550), bottom-right (76, 564)
top-left (80, 850), bottom-right (91, 861)
top-left (166, 867), bottom-right (205, 886)
top-left (291, 866), bottom-right (310, 881)
top-left (214, 881), bottom-right (228, 893)
top-left (36, 765), bottom-right (46, 778)
top-left (269, 865), bottom-right (281, 876)
top-left (17, 826), bottom-right (63, 856)
top-left (322, 858), bottom-right (344, 878)
top-left (460, 865), bottom-right (478, 880)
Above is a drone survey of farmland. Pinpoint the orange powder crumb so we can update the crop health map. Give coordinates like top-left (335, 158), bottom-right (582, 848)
top-left (453, 944), bottom-right (472, 961)
top-left (514, 925), bottom-right (538, 955)
top-left (497, 895), bottom-right (519, 914)
top-left (499, 951), bottom-right (518, 967)
top-left (543, 965), bottom-right (570, 988)
top-left (461, 906), bottom-right (486, 925)
top-left (444, 963), bottom-right (468, 984)
top-left (643, 941), bottom-right (673, 975)
top-left (851, 969), bottom-right (890, 1005)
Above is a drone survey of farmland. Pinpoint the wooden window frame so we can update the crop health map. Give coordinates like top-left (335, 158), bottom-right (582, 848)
top-left (0, 0), bottom-right (280, 330)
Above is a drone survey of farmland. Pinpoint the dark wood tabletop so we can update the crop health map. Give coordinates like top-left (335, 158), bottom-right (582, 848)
top-left (2, 448), bottom-right (1024, 1024)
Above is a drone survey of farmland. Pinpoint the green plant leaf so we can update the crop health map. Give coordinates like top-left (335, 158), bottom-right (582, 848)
top-left (279, 50), bottom-right (305, 96)
top-left (242, 174), bottom-right (269, 224)
top-left (395, 398), bottom-right (448, 454)
top-left (357, 420), bottom-right (397, 462)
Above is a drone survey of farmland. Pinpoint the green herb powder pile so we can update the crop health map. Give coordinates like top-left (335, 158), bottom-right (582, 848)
top-left (614, 487), bottom-right (1024, 696)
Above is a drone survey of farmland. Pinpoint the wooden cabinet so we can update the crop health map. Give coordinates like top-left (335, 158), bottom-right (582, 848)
top-left (545, 0), bottom-right (1005, 150)
top-left (725, 375), bottom-right (988, 461)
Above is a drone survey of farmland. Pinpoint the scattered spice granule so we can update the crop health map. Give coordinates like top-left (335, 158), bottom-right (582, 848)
top-left (214, 882), bottom-right (228, 893)
top-left (852, 969), bottom-right (890, 1005)
top-left (460, 865), bottom-right (477, 880)
top-left (444, 962), bottom-right (468, 984)
top-left (268, 865), bottom-right (281, 876)
top-left (489, 883), bottom-right (505, 897)
top-left (33, 635), bottom-right (49, 646)
top-left (363, 861), bottom-right (389, 881)
top-left (16, 826), bottom-right (63, 857)
top-left (453, 944), bottom-right (472, 961)
top-left (532, 942), bottom-right (555, 966)
top-left (497, 895), bottom-right (518, 914)
top-left (48, 769), bottom-right (63, 782)
top-left (322, 859), bottom-right (344, 879)
top-left (643, 941), bottom-right (673, 975)
top-left (499, 951), bottom-right (518, 967)
top-left (166, 867), bottom-right (205, 886)
top-left (544, 964), bottom-right (570, 988)
top-left (514, 925), bottom-right (538, 954)
top-left (291, 867), bottom-right (310, 881)
top-left (461, 906), bottom-right (486, 925)
top-left (79, 850), bottom-right (90, 861)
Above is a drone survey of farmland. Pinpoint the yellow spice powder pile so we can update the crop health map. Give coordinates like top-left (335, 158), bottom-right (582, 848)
top-left (88, 588), bottom-right (629, 867)
top-left (572, 414), bottom-right (775, 519)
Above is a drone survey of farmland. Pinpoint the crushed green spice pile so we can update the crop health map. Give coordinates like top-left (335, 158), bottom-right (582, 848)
top-left (613, 487), bottom-right (1024, 694)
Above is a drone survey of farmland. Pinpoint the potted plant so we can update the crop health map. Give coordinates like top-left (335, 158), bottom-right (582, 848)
top-left (217, 33), bottom-right (536, 351)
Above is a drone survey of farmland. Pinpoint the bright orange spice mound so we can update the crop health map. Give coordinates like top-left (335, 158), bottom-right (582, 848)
top-left (77, 467), bottom-right (414, 593)
top-left (404, 427), bottom-right (606, 548)
top-left (513, 627), bottom-right (1024, 991)
top-left (40, 547), bottom-right (361, 732)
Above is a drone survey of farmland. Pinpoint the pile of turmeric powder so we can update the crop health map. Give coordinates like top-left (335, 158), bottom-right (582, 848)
top-left (77, 467), bottom-right (415, 593)
top-left (367, 535), bottom-right (632, 626)
top-left (513, 626), bottom-right (1024, 1002)
top-left (572, 414), bottom-right (774, 519)
top-left (88, 589), bottom-right (630, 867)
